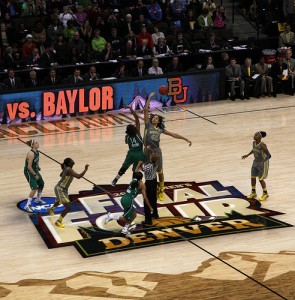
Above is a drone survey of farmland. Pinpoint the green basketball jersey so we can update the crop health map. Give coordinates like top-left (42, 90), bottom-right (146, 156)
top-left (122, 179), bottom-right (139, 200)
top-left (126, 134), bottom-right (143, 152)
top-left (24, 150), bottom-right (40, 173)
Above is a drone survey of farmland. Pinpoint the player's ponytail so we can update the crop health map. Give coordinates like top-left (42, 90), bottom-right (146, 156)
top-left (158, 115), bottom-right (165, 129)
top-left (259, 131), bottom-right (267, 138)
top-left (25, 139), bottom-right (35, 148)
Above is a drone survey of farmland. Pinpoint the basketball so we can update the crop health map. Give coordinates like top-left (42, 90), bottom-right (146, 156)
top-left (158, 85), bottom-right (168, 95)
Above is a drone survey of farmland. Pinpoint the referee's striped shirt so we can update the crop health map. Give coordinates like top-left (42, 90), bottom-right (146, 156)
top-left (142, 163), bottom-right (158, 180)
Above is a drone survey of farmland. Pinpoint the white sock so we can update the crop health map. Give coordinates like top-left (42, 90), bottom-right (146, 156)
top-left (37, 191), bottom-right (42, 200)
top-left (112, 214), bottom-right (120, 220)
top-left (109, 213), bottom-right (119, 221)
top-left (27, 197), bottom-right (33, 205)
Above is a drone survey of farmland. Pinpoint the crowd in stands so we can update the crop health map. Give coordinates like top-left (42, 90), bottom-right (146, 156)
top-left (0, 0), bottom-right (229, 88)
top-left (0, 0), bottom-right (294, 100)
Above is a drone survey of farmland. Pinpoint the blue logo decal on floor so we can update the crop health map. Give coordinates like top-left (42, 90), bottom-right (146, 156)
top-left (17, 197), bottom-right (64, 214)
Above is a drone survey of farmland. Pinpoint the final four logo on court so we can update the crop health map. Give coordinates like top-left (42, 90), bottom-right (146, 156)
top-left (27, 180), bottom-right (291, 257)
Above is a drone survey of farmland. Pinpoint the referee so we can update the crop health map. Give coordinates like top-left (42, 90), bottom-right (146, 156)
top-left (136, 148), bottom-right (159, 226)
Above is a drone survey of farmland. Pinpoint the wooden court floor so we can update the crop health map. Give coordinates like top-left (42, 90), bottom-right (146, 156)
top-left (0, 96), bottom-right (295, 299)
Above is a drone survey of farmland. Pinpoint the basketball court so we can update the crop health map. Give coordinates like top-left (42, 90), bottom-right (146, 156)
top-left (0, 96), bottom-right (294, 299)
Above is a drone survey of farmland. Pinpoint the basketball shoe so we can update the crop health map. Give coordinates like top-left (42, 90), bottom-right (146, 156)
top-left (158, 188), bottom-right (165, 201)
top-left (247, 192), bottom-right (257, 199)
top-left (24, 205), bottom-right (33, 213)
top-left (111, 178), bottom-right (118, 187)
top-left (128, 223), bottom-right (137, 232)
top-left (35, 198), bottom-right (46, 205)
top-left (121, 227), bottom-right (131, 236)
top-left (55, 220), bottom-right (64, 228)
top-left (259, 193), bottom-right (269, 201)
top-left (121, 223), bottom-right (136, 235)
top-left (142, 221), bottom-right (153, 227)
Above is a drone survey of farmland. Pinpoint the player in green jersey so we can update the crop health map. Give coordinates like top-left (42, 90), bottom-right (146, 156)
top-left (105, 172), bottom-right (153, 235)
top-left (111, 105), bottom-right (145, 186)
top-left (24, 139), bottom-right (45, 212)
top-left (47, 157), bottom-right (89, 228)
top-left (242, 131), bottom-right (271, 201)
top-left (144, 92), bottom-right (192, 201)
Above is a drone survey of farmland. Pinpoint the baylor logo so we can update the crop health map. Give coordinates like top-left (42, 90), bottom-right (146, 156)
top-left (29, 180), bottom-right (291, 257)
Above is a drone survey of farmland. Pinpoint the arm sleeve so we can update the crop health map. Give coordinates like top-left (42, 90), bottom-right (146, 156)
top-left (263, 149), bottom-right (271, 162)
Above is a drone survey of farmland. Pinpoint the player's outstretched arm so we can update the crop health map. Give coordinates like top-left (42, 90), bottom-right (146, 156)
top-left (241, 150), bottom-right (253, 159)
top-left (69, 164), bottom-right (89, 179)
top-left (125, 105), bottom-right (140, 132)
top-left (130, 105), bottom-right (140, 133)
top-left (163, 130), bottom-right (192, 146)
top-left (144, 92), bottom-right (156, 124)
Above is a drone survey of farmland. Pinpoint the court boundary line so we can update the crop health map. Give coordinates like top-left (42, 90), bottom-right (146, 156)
top-left (186, 109), bottom-right (217, 125)
top-left (188, 239), bottom-right (288, 300)
top-left (204, 104), bottom-right (295, 118)
top-left (156, 223), bottom-right (288, 300)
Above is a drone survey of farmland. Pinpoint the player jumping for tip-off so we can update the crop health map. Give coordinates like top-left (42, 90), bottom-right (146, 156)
top-left (144, 92), bottom-right (192, 201)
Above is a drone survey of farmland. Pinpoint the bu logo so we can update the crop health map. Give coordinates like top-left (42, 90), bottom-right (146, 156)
top-left (167, 77), bottom-right (188, 103)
